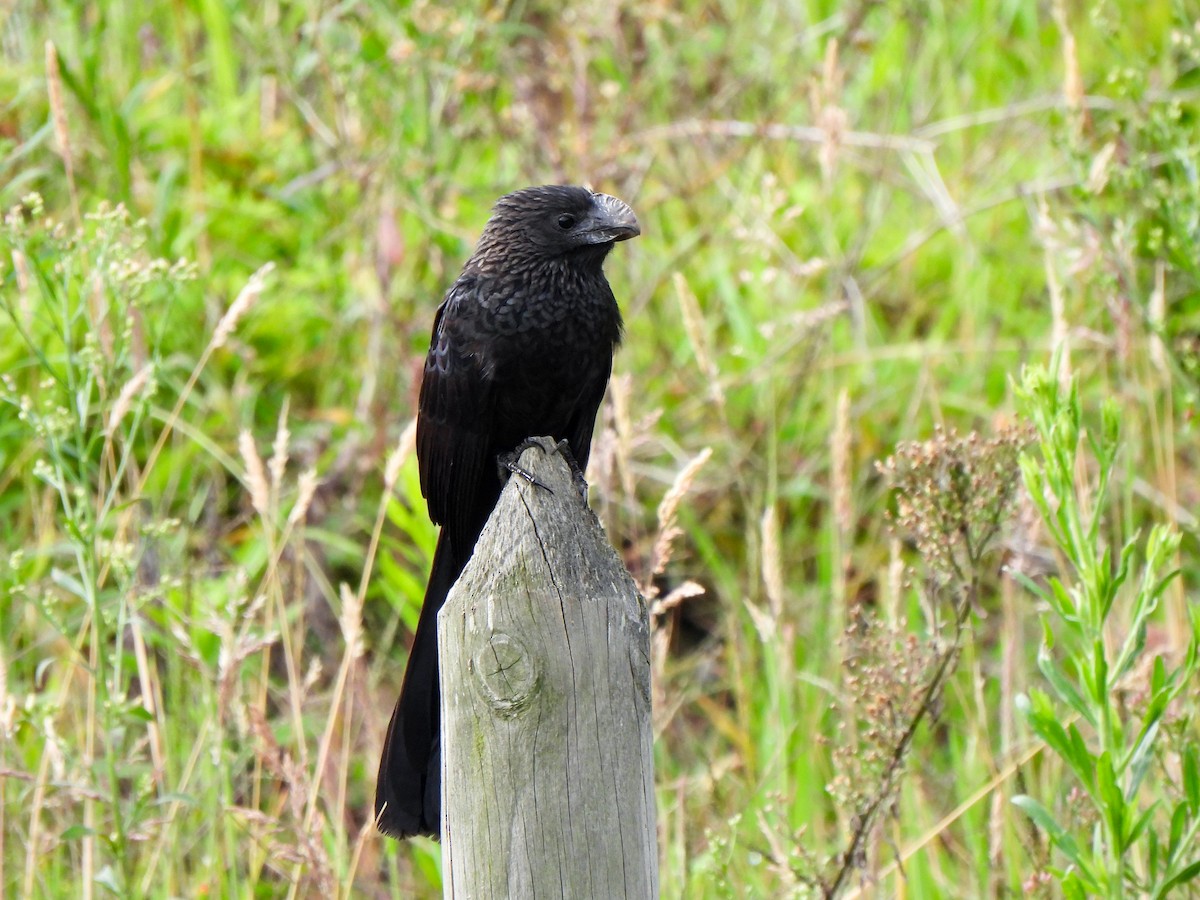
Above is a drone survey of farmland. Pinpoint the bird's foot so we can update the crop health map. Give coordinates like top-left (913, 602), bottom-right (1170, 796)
top-left (554, 439), bottom-right (589, 502)
top-left (497, 439), bottom-right (554, 493)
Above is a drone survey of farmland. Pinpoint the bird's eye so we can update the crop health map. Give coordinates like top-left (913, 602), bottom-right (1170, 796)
top-left (557, 213), bottom-right (577, 230)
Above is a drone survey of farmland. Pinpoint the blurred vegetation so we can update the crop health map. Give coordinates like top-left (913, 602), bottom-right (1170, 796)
top-left (1, 0), bottom-right (1198, 896)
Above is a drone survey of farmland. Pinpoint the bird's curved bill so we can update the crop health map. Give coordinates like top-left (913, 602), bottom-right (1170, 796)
top-left (586, 193), bottom-right (641, 243)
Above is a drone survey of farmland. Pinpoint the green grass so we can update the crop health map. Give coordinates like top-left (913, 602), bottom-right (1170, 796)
top-left (2, 0), bottom-right (1199, 896)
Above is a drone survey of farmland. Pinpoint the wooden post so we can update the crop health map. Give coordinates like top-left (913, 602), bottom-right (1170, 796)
top-left (438, 437), bottom-right (658, 899)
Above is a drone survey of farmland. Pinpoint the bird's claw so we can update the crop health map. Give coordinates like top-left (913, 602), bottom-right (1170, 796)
top-left (497, 440), bottom-right (554, 493)
top-left (554, 439), bottom-right (589, 501)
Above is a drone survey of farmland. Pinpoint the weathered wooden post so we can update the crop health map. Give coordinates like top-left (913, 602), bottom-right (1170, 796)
top-left (437, 437), bottom-right (658, 898)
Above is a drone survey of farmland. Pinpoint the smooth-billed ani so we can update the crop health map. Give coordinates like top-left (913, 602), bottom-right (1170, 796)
top-left (375, 185), bottom-right (640, 839)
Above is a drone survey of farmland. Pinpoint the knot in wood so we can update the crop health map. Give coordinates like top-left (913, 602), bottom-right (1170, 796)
top-left (472, 633), bottom-right (537, 715)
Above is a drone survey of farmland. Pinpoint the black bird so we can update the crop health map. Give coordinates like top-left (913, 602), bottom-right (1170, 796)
top-left (375, 185), bottom-right (640, 839)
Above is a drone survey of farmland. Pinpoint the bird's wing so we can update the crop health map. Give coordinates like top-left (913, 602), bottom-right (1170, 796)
top-left (562, 354), bottom-right (613, 473)
top-left (416, 279), bottom-right (495, 552)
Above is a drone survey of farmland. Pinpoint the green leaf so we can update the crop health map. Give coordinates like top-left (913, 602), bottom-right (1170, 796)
top-left (1013, 794), bottom-right (1066, 839)
top-left (1037, 639), bottom-right (1093, 723)
top-left (1010, 566), bottom-right (1053, 606)
top-left (125, 705), bottom-right (154, 723)
top-left (1095, 544), bottom-right (1116, 619)
top-left (94, 865), bottom-right (123, 895)
top-left (1062, 872), bottom-right (1089, 900)
top-left (1017, 692), bottom-right (1066, 750)
top-left (1018, 454), bottom-right (1048, 505)
top-left (1183, 745), bottom-right (1200, 814)
top-left (50, 566), bottom-right (89, 602)
top-left (1096, 752), bottom-right (1126, 852)
top-left (1066, 725), bottom-right (1098, 795)
top-left (1126, 802), bottom-right (1158, 848)
top-left (1049, 578), bottom-right (1082, 626)
top-left (1152, 654), bottom-right (1168, 694)
top-left (1012, 794), bottom-right (1092, 881)
top-left (1041, 616), bottom-right (1056, 651)
top-left (1127, 719), bottom-right (1160, 799)
top-left (1155, 860), bottom-right (1200, 898)
top-left (1090, 640), bottom-right (1109, 707)
top-left (1113, 533), bottom-right (1136, 593)
top-left (1018, 694), bottom-right (1099, 793)
top-left (1099, 398), bottom-right (1121, 458)
top-left (1168, 803), bottom-right (1188, 858)
top-left (154, 792), bottom-right (198, 807)
top-left (1146, 568), bottom-right (1182, 608)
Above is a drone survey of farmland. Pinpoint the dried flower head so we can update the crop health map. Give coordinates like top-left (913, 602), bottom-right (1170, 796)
top-left (827, 610), bottom-right (938, 814)
top-left (877, 425), bottom-right (1032, 588)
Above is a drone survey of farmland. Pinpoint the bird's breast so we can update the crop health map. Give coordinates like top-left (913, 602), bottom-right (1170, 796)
top-left (487, 326), bottom-right (613, 446)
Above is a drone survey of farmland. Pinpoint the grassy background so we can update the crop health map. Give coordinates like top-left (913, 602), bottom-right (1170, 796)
top-left (2, 0), bottom-right (1198, 896)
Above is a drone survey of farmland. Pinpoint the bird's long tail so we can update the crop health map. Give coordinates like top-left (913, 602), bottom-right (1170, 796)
top-left (375, 531), bottom-right (459, 838)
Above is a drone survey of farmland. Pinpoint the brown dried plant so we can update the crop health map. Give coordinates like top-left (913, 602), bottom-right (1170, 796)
top-left (879, 425), bottom-right (1031, 594)
top-left (812, 424), bottom-right (1031, 897)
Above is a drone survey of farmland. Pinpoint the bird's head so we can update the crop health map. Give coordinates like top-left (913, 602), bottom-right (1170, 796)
top-left (474, 185), bottom-right (640, 269)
